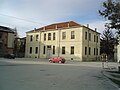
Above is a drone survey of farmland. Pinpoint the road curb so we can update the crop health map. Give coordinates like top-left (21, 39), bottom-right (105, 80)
top-left (102, 69), bottom-right (120, 89)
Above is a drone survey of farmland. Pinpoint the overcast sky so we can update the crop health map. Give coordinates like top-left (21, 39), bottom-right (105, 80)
top-left (0, 0), bottom-right (106, 37)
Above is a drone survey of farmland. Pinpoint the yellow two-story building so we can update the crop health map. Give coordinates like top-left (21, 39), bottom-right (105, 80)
top-left (25, 21), bottom-right (100, 61)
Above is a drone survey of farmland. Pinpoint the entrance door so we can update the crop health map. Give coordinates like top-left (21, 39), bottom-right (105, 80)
top-left (47, 45), bottom-right (51, 58)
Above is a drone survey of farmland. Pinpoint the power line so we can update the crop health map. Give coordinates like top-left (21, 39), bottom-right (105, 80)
top-left (0, 21), bottom-right (31, 30)
top-left (0, 13), bottom-right (45, 25)
top-left (0, 21), bottom-right (15, 27)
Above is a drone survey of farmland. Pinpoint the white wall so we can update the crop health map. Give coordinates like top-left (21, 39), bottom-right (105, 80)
top-left (117, 44), bottom-right (120, 62)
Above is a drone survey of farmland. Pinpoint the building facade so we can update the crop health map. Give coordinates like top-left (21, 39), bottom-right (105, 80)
top-left (14, 37), bottom-right (26, 57)
top-left (0, 26), bottom-right (16, 57)
top-left (25, 21), bottom-right (100, 61)
top-left (117, 37), bottom-right (120, 62)
top-left (117, 44), bottom-right (120, 62)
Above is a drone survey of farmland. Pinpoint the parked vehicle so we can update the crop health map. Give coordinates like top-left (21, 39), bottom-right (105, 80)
top-left (4, 54), bottom-right (15, 59)
top-left (49, 57), bottom-right (65, 63)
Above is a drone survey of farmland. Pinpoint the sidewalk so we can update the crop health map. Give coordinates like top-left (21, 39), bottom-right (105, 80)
top-left (0, 58), bottom-right (119, 68)
top-left (102, 66), bottom-right (120, 89)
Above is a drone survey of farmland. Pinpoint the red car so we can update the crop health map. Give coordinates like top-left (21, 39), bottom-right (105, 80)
top-left (49, 57), bottom-right (65, 63)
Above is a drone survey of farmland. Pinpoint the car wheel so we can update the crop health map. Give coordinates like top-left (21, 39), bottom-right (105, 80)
top-left (49, 60), bottom-right (53, 63)
top-left (59, 61), bottom-right (62, 63)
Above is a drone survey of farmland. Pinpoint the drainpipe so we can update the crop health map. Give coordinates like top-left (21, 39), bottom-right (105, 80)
top-left (87, 29), bottom-right (89, 61)
top-left (38, 31), bottom-right (41, 58)
top-left (95, 28), bottom-right (97, 61)
top-left (86, 24), bottom-right (90, 61)
top-left (58, 29), bottom-right (61, 57)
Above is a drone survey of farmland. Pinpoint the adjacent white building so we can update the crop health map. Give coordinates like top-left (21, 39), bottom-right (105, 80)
top-left (117, 41), bottom-right (120, 62)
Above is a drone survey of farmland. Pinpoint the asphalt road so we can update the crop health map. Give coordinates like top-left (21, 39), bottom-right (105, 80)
top-left (0, 58), bottom-right (119, 90)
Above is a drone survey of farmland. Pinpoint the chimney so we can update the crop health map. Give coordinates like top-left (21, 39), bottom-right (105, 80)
top-left (55, 25), bottom-right (57, 29)
top-left (95, 28), bottom-right (97, 32)
top-left (87, 24), bottom-right (89, 28)
top-left (68, 22), bottom-right (70, 28)
top-left (43, 27), bottom-right (45, 30)
top-left (34, 28), bottom-right (36, 32)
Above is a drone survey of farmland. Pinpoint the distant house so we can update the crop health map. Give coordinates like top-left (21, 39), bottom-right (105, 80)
top-left (0, 26), bottom-right (16, 57)
top-left (25, 21), bottom-right (100, 61)
top-left (14, 37), bottom-right (26, 57)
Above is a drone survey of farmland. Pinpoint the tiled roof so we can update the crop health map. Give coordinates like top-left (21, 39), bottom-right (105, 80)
top-left (0, 26), bottom-right (14, 33)
top-left (27, 21), bottom-right (81, 33)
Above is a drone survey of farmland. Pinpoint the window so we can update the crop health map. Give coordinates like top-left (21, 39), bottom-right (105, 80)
top-left (53, 46), bottom-right (55, 54)
top-left (96, 48), bottom-right (98, 55)
top-left (44, 34), bottom-right (46, 41)
top-left (4, 44), bottom-right (7, 46)
top-left (89, 47), bottom-right (91, 55)
top-left (36, 35), bottom-right (39, 41)
top-left (85, 32), bottom-right (87, 40)
top-left (53, 33), bottom-right (55, 40)
top-left (94, 35), bottom-right (96, 42)
top-left (5, 36), bottom-right (7, 39)
top-left (71, 46), bottom-right (74, 54)
top-left (48, 33), bottom-right (51, 40)
top-left (0, 44), bottom-right (2, 49)
top-left (94, 48), bottom-right (96, 55)
top-left (35, 47), bottom-right (38, 54)
top-left (0, 32), bottom-right (2, 39)
top-left (62, 32), bottom-right (66, 40)
top-left (30, 35), bottom-right (33, 41)
top-left (30, 47), bottom-right (32, 54)
top-left (62, 47), bottom-right (65, 54)
top-left (89, 33), bottom-right (91, 41)
top-left (47, 45), bottom-right (51, 49)
top-left (43, 46), bottom-right (46, 54)
top-left (96, 36), bottom-right (98, 43)
top-left (85, 47), bottom-right (87, 55)
top-left (71, 31), bottom-right (75, 39)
